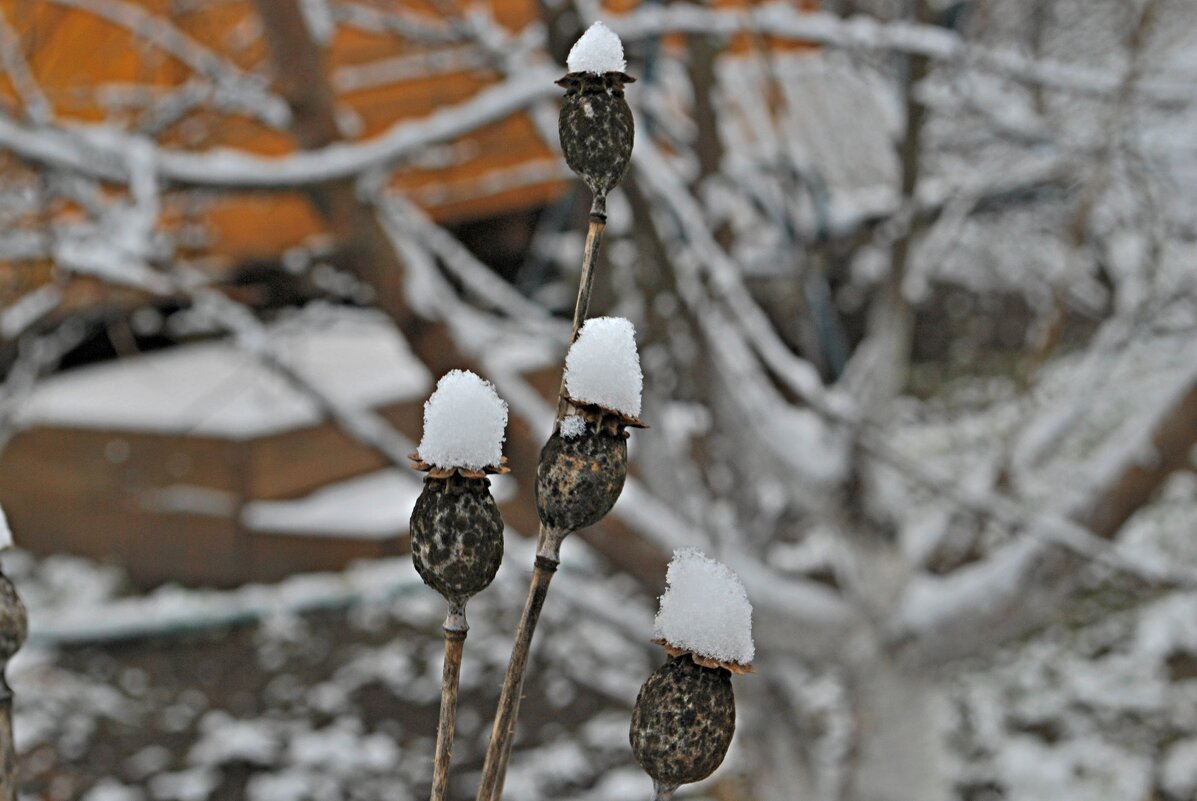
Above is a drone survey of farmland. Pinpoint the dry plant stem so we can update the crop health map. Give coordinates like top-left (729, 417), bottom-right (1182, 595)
top-left (554, 203), bottom-right (608, 424)
top-left (431, 604), bottom-right (468, 801)
top-left (482, 192), bottom-right (607, 801)
top-left (488, 205), bottom-right (603, 788)
top-left (475, 526), bottom-right (566, 801)
top-left (0, 687), bottom-right (14, 801)
top-left (652, 782), bottom-right (677, 801)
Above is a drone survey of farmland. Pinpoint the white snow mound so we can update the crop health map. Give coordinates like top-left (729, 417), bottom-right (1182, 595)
top-left (653, 547), bottom-right (754, 664)
top-left (417, 370), bottom-right (508, 470)
top-left (565, 317), bottom-right (642, 417)
top-left (0, 503), bottom-right (12, 550)
top-left (567, 21), bottom-right (627, 75)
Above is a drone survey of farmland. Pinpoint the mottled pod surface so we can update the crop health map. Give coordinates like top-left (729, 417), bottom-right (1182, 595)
top-left (0, 572), bottom-right (26, 663)
top-left (410, 476), bottom-right (504, 607)
top-left (630, 654), bottom-right (736, 788)
top-left (535, 427), bottom-right (628, 532)
top-left (557, 72), bottom-right (634, 201)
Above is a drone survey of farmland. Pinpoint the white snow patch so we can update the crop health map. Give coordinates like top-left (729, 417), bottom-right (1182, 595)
top-left (246, 771), bottom-right (311, 801)
top-left (416, 370), bottom-right (508, 470)
top-left (1162, 737), bottom-right (1197, 799)
top-left (147, 767), bottom-right (220, 801)
top-left (565, 317), bottom-right (642, 418)
top-left (243, 468), bottom-right (422, 538)
top-left (83, 780), bottom-right (145, 801)
top-left (188, 711), bottom-right (278, 766)
top-left (560, 414), bottom-right (587, 439)
top-left (18, 309), bottom-right (430, 439)
top-left (652, 547), bottom-right (754, 664)
top-left (566, 21), bottom-right (626, 75)
top-left (0, 503), bottom-right (12, 550)
top-left (995, 736), bottom-right (1151, 801)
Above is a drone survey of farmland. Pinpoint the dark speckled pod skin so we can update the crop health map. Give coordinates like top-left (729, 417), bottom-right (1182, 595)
top-left (410, 475), bottom-right (504, 607)
top-left (535, 426), bottom-right (628, 533)
top-left (557, 72), bottom-right (635, 204)
top-left (630, 654), bottom-right (736, 789)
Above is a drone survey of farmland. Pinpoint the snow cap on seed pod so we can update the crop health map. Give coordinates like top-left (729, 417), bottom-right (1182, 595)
top-left (412, 370), bottom-right (510, 477)
top-left (652, 548), bottom-right (754, 673)
top-left (567, 21), bottom-right (626, 75)
top-left (564, 316), bottom-right (644, 424)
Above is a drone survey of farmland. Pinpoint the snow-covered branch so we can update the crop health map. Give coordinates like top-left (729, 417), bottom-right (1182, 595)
top-left (0, 69), bottom-right (558, 188)
top-left (893, 358), bottom-right (1197, 664)
top-left (608, 3), bottom-right (1192, 106)
top-left (46, 0), bottom-right (290, 127)
top-left (0, 7), bottom-right (50, 125)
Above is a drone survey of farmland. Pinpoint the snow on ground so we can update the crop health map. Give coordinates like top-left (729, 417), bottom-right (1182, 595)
top-left (7, 509), bottom-right (1197, 801)
top-left (16, 308), bottom-right (430, 439)
top-left (2, 542), bottom-right (665, 801)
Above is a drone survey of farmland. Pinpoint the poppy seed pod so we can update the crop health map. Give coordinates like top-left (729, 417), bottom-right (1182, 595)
top-left (536, 404), bottom-right (640, 533)
top-left (630, 654), bottom-right (736, 790)
top-left (557, 70), bottom-right (635, 211)
top-left (409, 471), bottom-right (505, 608)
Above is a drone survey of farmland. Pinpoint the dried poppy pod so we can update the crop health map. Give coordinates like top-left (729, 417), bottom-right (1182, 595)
top-left (535, 399), bottom-right (645, 534)
top-left (557, 70), bottom-right (635, 213)
top-left (409, 456), bottom-right (508, 608)
top-left (556, 21), bottom-right (635, 216)
top-left (630, 653), bottom-right (736, 794)
top-left (632, 548), bottom-right (755, 798)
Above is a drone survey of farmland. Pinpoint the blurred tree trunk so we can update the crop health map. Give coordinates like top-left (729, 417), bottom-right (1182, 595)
top-left (844, 662), bottom-right (950, 801)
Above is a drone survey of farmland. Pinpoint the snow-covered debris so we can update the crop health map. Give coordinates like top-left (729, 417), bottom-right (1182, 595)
top-left (0, 503), bottom-right (12, 550)
top-left (1162, 737), bottom-right (1197, 799)
top-left (188, 711), bottom-right (278, 766)
top-left (82, 780), bottom-right (145, 801)
top-left (652, 548), bottom-right (754, 665)
top-left (566, 21), bottom-right (626, 75)
top-left (417, 370), bottom-right (508, 470)
top-left (564, 317), bottom-right (642, 418)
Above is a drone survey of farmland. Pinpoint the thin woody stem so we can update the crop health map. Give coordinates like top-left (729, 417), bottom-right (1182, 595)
top-left (554, 199), bottom-right (608, 425)
top-left (475, 527), bottom-right (565, 801)
top-left (0, 682), bottom-right (14, 801)
top-left (481, 191), bottom-right (608, 801)
top-left (430, 604), bottom-right (468, 801)
top-left (0, 568), bottom-right (25, 801)
top-left (652, 782), bottom-right (677, 801)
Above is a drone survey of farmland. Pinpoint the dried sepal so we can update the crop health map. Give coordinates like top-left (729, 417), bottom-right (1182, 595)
top-left (565, 396), bottom-right (648, 432)
top-left (409, 453), bottom-right (511, 479)
top-left (652, 638), bottom-right (754, 675)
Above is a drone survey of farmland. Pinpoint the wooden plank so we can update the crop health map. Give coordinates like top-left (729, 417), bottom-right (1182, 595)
top-left (243, 532), bottom-right (409, 584)
top-left (245, 420), bottom-right (388, 500)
